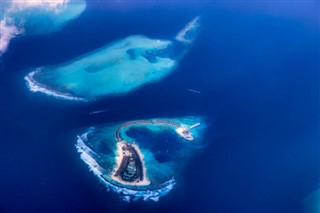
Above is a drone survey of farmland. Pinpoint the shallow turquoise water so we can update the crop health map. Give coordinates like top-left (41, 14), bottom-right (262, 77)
top-left (76, 116), bottom-right (206, 201)
top-left (25, 17), bottom-right (200, 101)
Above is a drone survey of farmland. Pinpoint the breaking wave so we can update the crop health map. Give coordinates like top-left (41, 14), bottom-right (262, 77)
top-left (76, 129), bottom-right (176, 202)
top-left (25, 69), bottom-right (89, 102)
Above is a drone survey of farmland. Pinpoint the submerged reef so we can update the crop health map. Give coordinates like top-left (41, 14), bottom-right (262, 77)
top-left (25, 17), bottom-right (201, 101)
top-left (0, 0), bottom-right (86, 54)
top-left (76, 116), bottom-right (206, 201)
top-left (304, 187), bottom-right (320, 213)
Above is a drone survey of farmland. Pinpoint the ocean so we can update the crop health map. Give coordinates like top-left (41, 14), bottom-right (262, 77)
top-left (0, 1), bottom-right (319, 213)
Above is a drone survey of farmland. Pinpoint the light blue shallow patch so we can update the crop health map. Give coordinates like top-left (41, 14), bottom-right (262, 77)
top-left (303, 186), bottom-right (320, 213)
top-left (5, 0), bottom-right (86, 35)
top-left (25, 17), bottom-right (201, 101)
top-left (27, 36), bottom-right (176, 100)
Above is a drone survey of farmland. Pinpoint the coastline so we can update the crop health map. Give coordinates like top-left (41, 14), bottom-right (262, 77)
top-left (76, 132), bottom-right (174, 202)
top-left (112, 141), bottom-right (150, 186)
top-left (25, 69), bottom-right (89, 102)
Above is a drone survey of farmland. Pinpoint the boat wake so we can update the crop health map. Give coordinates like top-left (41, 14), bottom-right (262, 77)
top-left (89, 109), bottom-right (112, 115)
top-left (186, 88), bottom-right (202, 94)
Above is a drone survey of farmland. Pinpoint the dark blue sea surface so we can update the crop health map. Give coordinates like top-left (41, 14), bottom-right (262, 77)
top-left (0, 1), bottom-right (319, 213)
top-left (125, 127), bottom-right (182, 162)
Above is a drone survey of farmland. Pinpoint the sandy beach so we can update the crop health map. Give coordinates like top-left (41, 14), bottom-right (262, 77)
top-left (111, 141), bottom-right (150, 186)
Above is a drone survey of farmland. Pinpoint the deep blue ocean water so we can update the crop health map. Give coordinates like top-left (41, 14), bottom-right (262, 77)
top-left (0, 1), bottom-right (319, 213)
top-left (125, 127), bottom-right (182, 162)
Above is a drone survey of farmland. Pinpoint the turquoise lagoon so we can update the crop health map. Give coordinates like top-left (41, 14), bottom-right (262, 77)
top-left (25, 17), bottom-right (201, 101)
top-left (76, 116), bottom-right (206, 201)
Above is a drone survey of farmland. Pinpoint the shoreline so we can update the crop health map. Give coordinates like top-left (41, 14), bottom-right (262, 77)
top-left (76, 134), bottom-right (175, 202)
top-left (25, 69), bottom-right (89, 102)
top-left (112, 141), bottom-right (150, 186)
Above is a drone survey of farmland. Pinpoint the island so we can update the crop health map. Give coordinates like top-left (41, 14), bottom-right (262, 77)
top-left (113, 142), bottom-right (149, 186)
top-left (76, 116), bottom-right (206, 202)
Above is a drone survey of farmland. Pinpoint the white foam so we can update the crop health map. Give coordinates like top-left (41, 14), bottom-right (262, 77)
top-left (1, 0), bottom-right (86, 54)
top-left (10, 0), bottom-right (69, 13)
top-left (25, 69), bottom-right (90, 102)
top-left (76, 131), bottom-right (176, 202)
top-left (175, 16), bottom-right (201, 45)
top-left (0, 18), bottom-right (21, 54)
